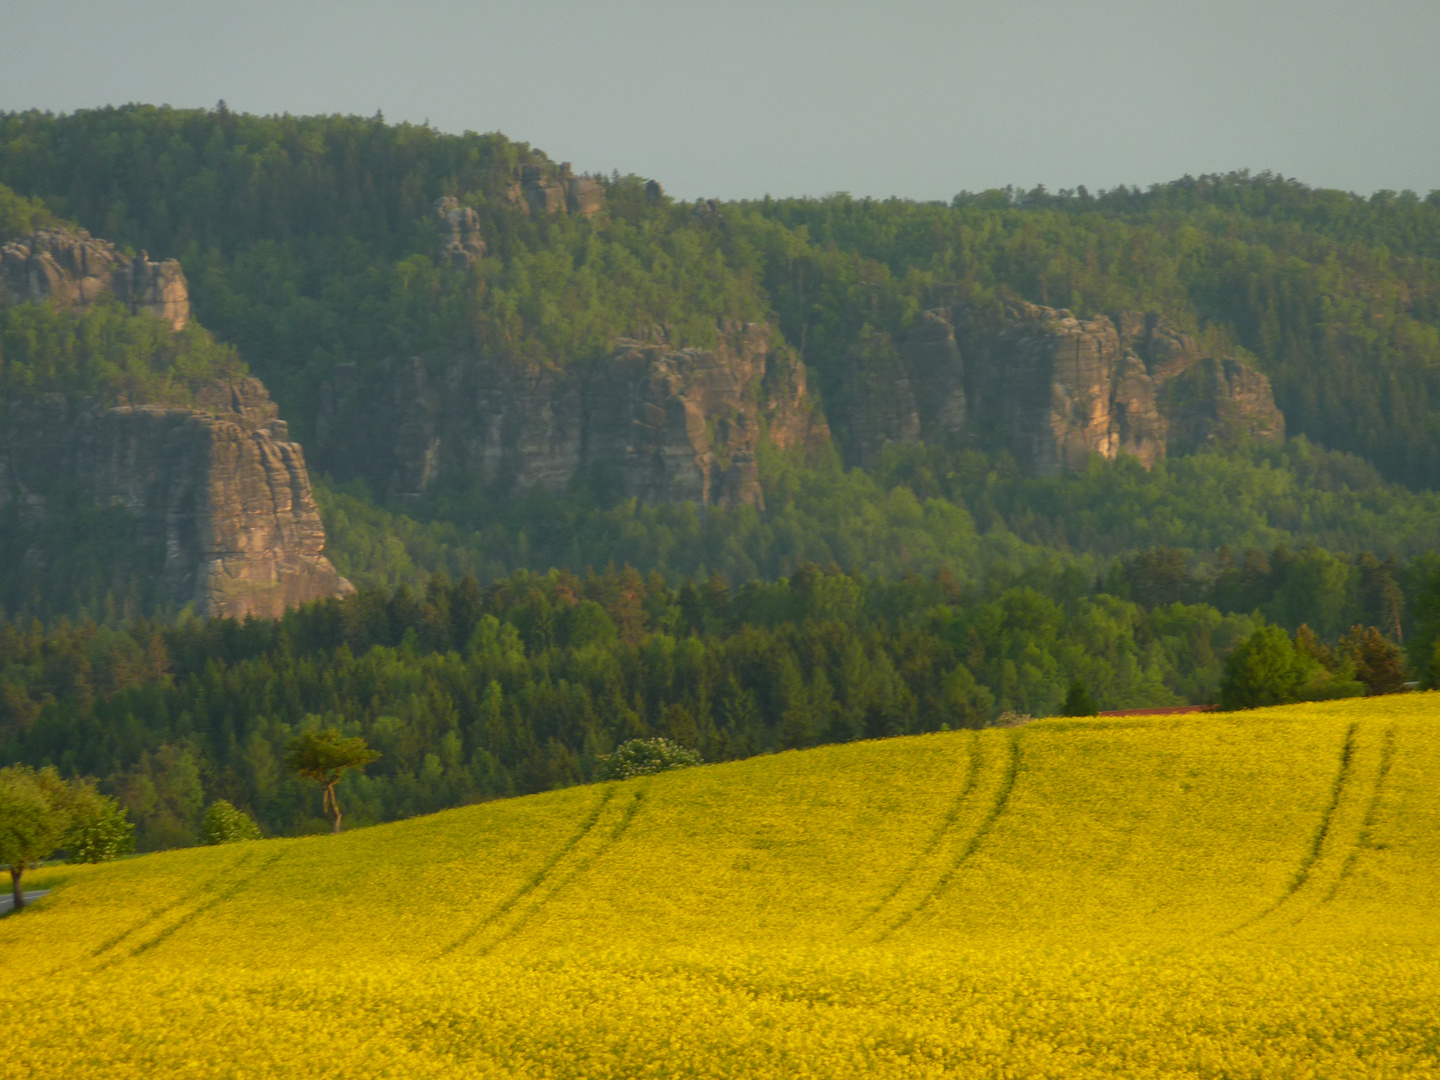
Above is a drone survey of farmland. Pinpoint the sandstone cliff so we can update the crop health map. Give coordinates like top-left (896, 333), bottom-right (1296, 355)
top-left (0, 379), bottom-right (352, 619)
top-left (832, 301), bottom-right (1284, 473)
top-left (0, 227), bottom-right (190, 329)
top-left (315, 322), bottom-right (829, 508)
top-left (504, 162), bottom-right (604, 219)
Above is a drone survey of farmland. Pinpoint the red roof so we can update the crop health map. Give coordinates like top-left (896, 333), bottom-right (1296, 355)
top-left (1097, 705), bottom-right (1218, 717)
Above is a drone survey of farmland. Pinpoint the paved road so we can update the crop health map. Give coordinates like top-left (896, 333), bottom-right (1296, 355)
top-left (0, 890), bottom-right (49, 915)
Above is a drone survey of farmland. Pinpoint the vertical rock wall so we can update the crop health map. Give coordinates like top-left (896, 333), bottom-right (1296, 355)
top-left (316, 322), bottom-right (829, 509)
top-left (0, 379), bottom-right (352, 619)
top-left (827, 300), bottom-right (1284, 472)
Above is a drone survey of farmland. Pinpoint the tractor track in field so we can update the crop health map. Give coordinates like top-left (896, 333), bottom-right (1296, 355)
top-left (849, 732), bottom-right (982, 935)
top-left (87, 847), bottom-right (267, 962)
top-left (1224, 722), bottom-right (1362, 936)
top-left (873, 730), bottom-right (1022, 944)
top-left (437, 785), bottom-right (620, 958)
top-left (1321, 725), bottom-right (1397, 905)
top-left (127, 850), bottom-right (289, 957)
top-left (90, 849), bottom-right (289, 969)
top-left (472, 786), bottom-right (649, 958)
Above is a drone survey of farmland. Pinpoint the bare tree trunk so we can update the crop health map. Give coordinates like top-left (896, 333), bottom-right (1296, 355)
top-left (10, 866), bottom-right (22, 911)
top-left (327, 782), bottom-right (342, 833)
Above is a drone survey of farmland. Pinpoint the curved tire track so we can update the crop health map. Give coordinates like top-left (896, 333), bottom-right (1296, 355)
top-left (874, 730), bottom-right (1022, 944)
top-left (849, 733), bottom-right (982, 935)
top-left (438, 785), bottom-right (619, 958)
top-left (1321, 725), bottom-right (1397, 905)
top-left (1224, 722), bottom-right (1358, 936)
top-left (473, 787), bottom-right (649, 958)
top-left (88, 847), bottom-right (266, 960)
top-left (91, 849), bottom-right (288, 970)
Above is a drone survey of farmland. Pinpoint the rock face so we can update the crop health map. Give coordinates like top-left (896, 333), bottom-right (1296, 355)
top-left (0, 379), bottom-right (352, 619)
top-left (315, 322), bottom-right (829, 508)
top-left (0, 228), bottom-right (190, 329)
top-left (831, 300), bottom-right (1284, 472)
top-left (504, 162), bottom-right (605, 219)
top-left (957, 301), bottom-right (1171, 473)
top-left (434, 197), bottom-right (487, 269)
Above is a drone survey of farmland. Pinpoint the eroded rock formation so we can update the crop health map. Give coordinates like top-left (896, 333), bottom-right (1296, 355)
top-left (434, 197), bottom-right (487, 269)
top-left (316, 322), bottom-right (829, 508)
top-left (832, 300), bottom-right (1284, 473)
top-left (0, 228), bottom-right (190, 329)
top-left (0, 379), bottom-right (352, 618)
top-left (504, 162), bottom-right (604, 219)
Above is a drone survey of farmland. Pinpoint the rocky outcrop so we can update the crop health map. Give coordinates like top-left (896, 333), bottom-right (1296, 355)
top-left (0, 228), bottom-right (190, 329)
top-left (957, 301), bottom-right (1170, 472)
top-left (315, 322), bottom-right (829, 509)
top-left (0, 379), bottom-right (352, 619)
top-left (434, 197), bottom-right (487, 269)
top-left (504, 163), bottom-right (604, 219)
top-left (1116, 314), bottom-right (1286, 453)
top-left (828, 301), bottom-right (1283, 473)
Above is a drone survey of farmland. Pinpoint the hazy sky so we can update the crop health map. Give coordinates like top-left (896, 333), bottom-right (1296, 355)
top-left (1, 0), bottom-right (1436, 201)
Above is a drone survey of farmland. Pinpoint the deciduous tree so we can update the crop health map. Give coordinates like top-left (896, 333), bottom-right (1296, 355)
top-left (285, 728), bottom-right (379, 833)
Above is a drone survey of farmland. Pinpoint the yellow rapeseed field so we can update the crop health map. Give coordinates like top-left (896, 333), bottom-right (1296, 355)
top-left (2, 695), bottom-right (1437, 1078)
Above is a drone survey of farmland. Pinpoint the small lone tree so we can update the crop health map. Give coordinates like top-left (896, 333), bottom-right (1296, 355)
top-left (285, 728), bottom-right (379, 833)
top-left (0, 768), bottom-right (66, 910)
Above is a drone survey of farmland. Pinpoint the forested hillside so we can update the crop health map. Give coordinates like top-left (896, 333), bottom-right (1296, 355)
top-left (3, 557), bottom-right (1437, 846)
top-left (4, 105), bottom-right (1438, 486)
top-left (2, 104), bottom-right (1439, 846)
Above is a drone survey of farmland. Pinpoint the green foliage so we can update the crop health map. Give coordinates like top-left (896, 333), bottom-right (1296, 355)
top-left (0, 766), bottom-right (68, 880)
top-left (0, 181), bottom-right (56, 236)
top-left (285, 727), bottom-right (380, 832)
top-left (1408, 558), bottom-right (1440, 689)
top-left (0, 765), bottom-right (127, 902)
top-left (64, 789), bottom-right (135, 863)
top-left (1060, 679), bottom-right (1098, 717)
top-left (315, 439), bottom-right (1440, 610)
top-left (3, 108), bottom-right (1440, 487)
top-left (0, 563), bottom-right (1424, 849)
top-left (285, 728), bottom-right (381, 782)
top-left (199, 800), bottom-right (262, 845)
top-left (598, 738), bottom-right (702, 780)
top-left (0, 109), bottom-right (1438, 850)
top-left (1339, 625), bottom-right (1409, 696)
top-left (0, 298), bottom-right (244, 406)
top-left (1219, 626), bottom-right (1365, 710)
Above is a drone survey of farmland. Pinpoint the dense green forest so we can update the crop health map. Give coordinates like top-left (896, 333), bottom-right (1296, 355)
top-left (2, 105), bottom-right (1439, 846)
top-left (3, 560), bottom-right (1435, 847)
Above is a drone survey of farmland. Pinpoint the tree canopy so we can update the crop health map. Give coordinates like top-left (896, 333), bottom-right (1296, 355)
top-left (285, 729), bottom-right (380, 833)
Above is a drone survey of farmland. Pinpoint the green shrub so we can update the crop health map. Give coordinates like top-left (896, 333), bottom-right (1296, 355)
top-left (598, 738), bottom-right (702, 781)
top-left (65, 793), bottom-right (135, 863)
top-left (200, 800), bottom-right (263, 845)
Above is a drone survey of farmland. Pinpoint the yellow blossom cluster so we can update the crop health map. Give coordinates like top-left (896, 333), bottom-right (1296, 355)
top-left (2, 695), bottom-right (1436, 1078)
